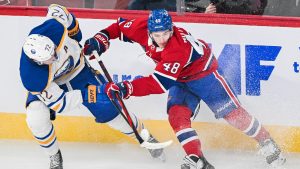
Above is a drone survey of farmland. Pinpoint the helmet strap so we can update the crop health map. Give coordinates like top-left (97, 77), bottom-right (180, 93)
top-left (148, 33), bottom-right (159, 47)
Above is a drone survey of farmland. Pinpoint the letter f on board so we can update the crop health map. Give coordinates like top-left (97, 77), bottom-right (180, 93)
top-left (245, 45), bottom-right (281, 96)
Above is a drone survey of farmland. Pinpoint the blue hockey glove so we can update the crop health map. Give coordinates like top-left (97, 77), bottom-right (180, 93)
top-left (83, 32), bottom-right (110, 56)
top-left (103, 81), bottom-right (133, 100)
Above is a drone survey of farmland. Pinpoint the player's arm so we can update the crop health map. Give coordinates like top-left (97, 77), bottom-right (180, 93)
top-left (82, 18), bottom-right (124, 56)
top-left (83, 17), bottom-right (145, 56)
top-left (130, 59), bottom-right (185, 96)
top-left (103, 67), bottom-right (177, 99)
top-left (20, 57), bottom-right (83, 113)
top-left (35, 82), bottom-right (83, 114)
top-left (104, 52), bottom-right (187, 98)
top-left (46, 4), bottom-right (82, 42)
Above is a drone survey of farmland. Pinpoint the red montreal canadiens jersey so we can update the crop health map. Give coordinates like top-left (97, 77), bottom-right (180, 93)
top-left (103, 17), bottom-right (218, 96)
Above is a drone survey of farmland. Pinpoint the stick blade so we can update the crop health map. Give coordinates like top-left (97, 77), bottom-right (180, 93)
top-left (140, 140), bottom-right (173, 150)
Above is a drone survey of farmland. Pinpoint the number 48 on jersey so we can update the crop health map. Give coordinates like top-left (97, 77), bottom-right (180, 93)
top-left (163, 62), bottom-right (180, 74)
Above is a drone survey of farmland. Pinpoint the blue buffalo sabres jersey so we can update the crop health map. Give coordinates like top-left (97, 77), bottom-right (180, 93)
top-left (20, 15), bottom-right (84, 113)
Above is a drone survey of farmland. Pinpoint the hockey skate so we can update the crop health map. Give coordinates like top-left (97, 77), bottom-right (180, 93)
top-left (50, 150), bottom-right (63, 169)
top-left (146, 135), bottom-right (166, 162)
top-left (258, 139), bottom-right (286, 168)
top-left (181, 154), bottom-right (215, 169)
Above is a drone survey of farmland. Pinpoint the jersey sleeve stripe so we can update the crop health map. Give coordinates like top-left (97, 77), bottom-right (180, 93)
top-left (118, 17), bottom-right (126, 25)
top-left (120, 32), bottom-right (124, 41)
top-left (68, 19), bottom-right (79, 37)
top-left (119, 32), bottom-right (133, 43)
top-left (184, 47), bottom-right (193, 68)
top-left (56, 27), bottom-right (67, 52)
top-left (154, 70), bottom-right (177, 81)
top-left (47, 91), bottom-right (65, 108)
top-left (52, 103), bottom-right (61, 112)
top-left (152, 72), bottom-right (177, 91)
top-left (57, 97), bottom-right (67, 113)
top-left (151, 74), bottom-right (167, 92)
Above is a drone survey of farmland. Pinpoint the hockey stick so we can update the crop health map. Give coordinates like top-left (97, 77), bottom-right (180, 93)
top-left (83, 51), bottom-right (173, 149)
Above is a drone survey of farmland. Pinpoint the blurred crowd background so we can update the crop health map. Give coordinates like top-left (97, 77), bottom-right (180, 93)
top-left (1, 0), bottom-right (300, 17)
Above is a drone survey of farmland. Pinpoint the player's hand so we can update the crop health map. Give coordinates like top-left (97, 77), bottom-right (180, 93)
top-left (83, 32), bottom-right (110, 57)
top-left (103, 81), bottom-right (133, 100)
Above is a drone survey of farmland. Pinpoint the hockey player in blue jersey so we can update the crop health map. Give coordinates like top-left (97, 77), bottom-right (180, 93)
top-left (19, 4), bottom-right (165, 169)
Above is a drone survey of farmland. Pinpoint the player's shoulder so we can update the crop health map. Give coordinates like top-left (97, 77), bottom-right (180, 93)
top-left (162, 29), bottom-right (192, 61)
top-left (20, 50), bottom-right (51, 93)
top-left (30, 18), bottom-right (67, 47)
top-left (118, 17), bottom-right (148, 29)
top-left (166, 29), bottom-right (189, 52)
top-left (172, 26), bottom-right (190, 43)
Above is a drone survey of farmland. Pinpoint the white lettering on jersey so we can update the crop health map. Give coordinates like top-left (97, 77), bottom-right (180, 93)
top-left (163, 62), bottom-right (181, 74)
top-left (185, 35), bottom-right (204, 55)
top-left (124, 21), bottom-right (132, 28)
top-left (178, 29), bottom-right (187, 43)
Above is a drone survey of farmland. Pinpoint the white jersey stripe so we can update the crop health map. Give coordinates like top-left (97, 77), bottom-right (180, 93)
top-left (151, 74), bottom-right (167, 92)
top-left (180, 136), bottom-right (198, 146)
top-left (154, 70), bottom-right (177, 81)
top-left (184, 47), bottom-right (193, 68)
top-left (176, 128), bottom-right (194, 137)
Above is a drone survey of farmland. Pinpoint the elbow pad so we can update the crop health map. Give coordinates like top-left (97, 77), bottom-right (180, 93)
top-left (46, 4), bottom-right (74, 28)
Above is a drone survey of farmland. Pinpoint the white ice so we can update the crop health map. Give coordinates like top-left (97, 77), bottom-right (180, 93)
top-left (0, 139), bottom-right (299, 169)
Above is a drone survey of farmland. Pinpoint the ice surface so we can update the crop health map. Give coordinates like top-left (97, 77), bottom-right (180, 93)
top-left (0, 140), bottom-right (299, 169)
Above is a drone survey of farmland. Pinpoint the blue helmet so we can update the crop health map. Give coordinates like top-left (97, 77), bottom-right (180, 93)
top-left (148, 9), bottom-right (172, 33)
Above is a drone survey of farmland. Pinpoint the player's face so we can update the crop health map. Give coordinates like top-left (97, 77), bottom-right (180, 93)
top-left (150, 30), bottom-right (173, 48)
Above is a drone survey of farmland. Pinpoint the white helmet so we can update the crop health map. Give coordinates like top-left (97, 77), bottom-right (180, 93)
top-left (23, 34), bottom-right (55, 62)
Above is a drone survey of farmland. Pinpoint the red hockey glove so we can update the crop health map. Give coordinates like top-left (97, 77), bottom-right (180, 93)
top-left (83, 31), bottom-right (110, 57)
top-left (103, 81), bottom-right (133, 100)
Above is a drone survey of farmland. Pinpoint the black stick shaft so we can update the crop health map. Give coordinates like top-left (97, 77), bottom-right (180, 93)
top-left (98, 60), bottom-right (144, 144)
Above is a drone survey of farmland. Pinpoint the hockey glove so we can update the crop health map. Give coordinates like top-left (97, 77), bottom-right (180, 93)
top-left (83, 32), bottom-right (110, 57)
top-left (103, 81), bottom-right (133, 100)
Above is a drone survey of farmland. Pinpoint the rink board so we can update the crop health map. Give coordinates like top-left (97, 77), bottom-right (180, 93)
top-left (0, 7), bottom-right (300, 153)
top-left (1, 112), bottom-right (300, 152)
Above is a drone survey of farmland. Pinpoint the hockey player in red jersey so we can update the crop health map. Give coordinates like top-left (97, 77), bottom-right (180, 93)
top-left (84, 9), bottom-right (286, 169)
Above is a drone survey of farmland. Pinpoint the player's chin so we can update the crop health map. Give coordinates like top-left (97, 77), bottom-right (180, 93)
top-left (158, 43), bottom-right (167, 48)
